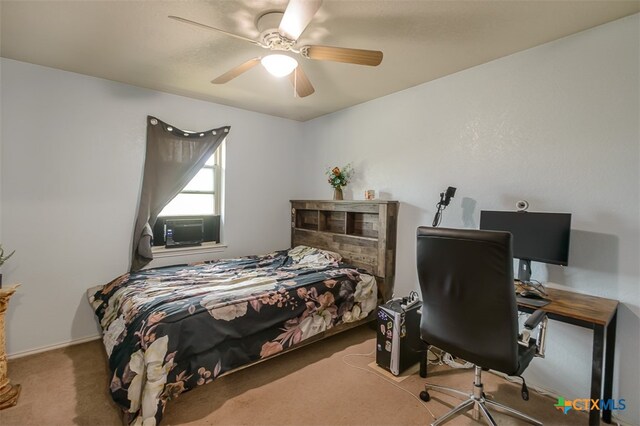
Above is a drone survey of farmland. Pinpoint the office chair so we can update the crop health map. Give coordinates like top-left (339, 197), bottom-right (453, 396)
top-left (416, 227), bottom-right (548, 426)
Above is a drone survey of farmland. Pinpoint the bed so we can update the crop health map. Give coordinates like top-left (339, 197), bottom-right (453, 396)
top-left (88, 200), bottom-right (398, 425)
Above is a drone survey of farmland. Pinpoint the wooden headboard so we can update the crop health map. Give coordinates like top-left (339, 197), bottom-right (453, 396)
top-left (290, 200), bottom-right (398, 302)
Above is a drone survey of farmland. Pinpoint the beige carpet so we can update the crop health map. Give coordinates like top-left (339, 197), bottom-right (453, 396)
top-left (1, 325), bottom-right (594, 425)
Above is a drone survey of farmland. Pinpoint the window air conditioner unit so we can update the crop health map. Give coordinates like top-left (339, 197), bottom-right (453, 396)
top-left (164, 218), bottom-right (204, 248)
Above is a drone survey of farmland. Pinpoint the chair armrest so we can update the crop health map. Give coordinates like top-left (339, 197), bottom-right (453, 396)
top-left (519, 309), bottom-right (549, 358)
top-left (524, 309), bottom-right (546, 330)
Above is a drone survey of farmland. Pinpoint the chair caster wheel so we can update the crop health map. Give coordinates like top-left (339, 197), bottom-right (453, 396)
top-left (420, 391), bottom-right (431, 402)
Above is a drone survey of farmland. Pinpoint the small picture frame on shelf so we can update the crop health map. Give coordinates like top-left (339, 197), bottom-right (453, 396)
top-left (365, 190), bottom-right (375, 200)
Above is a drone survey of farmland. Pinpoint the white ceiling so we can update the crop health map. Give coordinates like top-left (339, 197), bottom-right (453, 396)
top-left (1, 1), bottom-right (638, 122)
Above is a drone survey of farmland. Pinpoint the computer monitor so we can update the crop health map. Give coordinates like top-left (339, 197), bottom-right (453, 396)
top-left (479, 211), bottom-right (571, 282)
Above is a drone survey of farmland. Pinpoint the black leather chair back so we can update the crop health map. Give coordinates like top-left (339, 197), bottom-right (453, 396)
top-left (416, 227), bottom-right (520, 374)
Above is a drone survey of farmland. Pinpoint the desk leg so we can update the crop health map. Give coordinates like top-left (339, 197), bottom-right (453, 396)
top-left (602, 311), bottom-right (617, 424)
top-left (590, 324), bottom-right (605, 426)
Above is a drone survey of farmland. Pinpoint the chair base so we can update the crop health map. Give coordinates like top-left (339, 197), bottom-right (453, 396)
top-left (422, 366), bottom-right (542, 426)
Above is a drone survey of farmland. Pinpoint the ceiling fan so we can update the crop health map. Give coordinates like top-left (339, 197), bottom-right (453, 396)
top-left (169, 0), bottom-right (383, 98)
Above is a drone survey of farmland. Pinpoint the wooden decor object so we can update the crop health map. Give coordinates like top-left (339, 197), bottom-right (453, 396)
top-left (0, 284), bottom-right (20, 409)
top-left (291, 200), bottom-right (398, 302)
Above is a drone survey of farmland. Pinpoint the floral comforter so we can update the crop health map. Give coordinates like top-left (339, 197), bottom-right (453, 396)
top-left (87, 246), bottom-right (377, 425)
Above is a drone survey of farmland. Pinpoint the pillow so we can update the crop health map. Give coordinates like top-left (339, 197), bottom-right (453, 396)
top-left (288, 245), bottom-right (342, 267)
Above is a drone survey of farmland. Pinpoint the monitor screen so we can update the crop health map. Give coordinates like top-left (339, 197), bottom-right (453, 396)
top-left (479, 211), bottom-right (571, 266)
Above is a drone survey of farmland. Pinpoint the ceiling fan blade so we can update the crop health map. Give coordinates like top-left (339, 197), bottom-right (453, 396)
top-left (301, 45), bottom-right (383, 66)
top-left (169, 16), bottom-right (263, 46)
top-left (279, 0), bottom-right (323, 41)
top-left (289, 66), bottom-right (315, 98)
top-left (211, 58), bottom-right (261, 84)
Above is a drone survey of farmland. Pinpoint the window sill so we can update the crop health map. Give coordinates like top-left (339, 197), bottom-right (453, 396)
top-left (152, 242), bottom-right (227, 259)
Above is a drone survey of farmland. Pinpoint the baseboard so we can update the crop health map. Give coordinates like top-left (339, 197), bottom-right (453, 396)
top-left (7, 334), bottom-right (102, 360)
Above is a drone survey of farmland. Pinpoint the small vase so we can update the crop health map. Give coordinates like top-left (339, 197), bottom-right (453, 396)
top-left (333, 187), bottom-right (343, 200)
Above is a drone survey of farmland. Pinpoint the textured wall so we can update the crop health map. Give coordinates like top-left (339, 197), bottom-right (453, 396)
top-left (1, 12), bottom-right (638, 425)
top-left (0, 58), bottom-right (302, 355)
top-left (296, 15), bottom-right (639, 424)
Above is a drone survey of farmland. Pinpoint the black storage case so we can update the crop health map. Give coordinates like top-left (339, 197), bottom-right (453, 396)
top-left (376, 297), bottom-right (422, 376)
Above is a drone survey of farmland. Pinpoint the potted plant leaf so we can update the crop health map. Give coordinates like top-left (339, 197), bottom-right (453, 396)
top-left (0, 244), bottom-right (15, 289)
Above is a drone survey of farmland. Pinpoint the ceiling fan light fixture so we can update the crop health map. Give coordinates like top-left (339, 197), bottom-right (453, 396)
top-left (261, 54), bottom-right (298, 78)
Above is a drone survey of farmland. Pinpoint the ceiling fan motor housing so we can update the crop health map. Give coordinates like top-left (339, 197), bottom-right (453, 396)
top-left (256, 12), bottom-right (296, 51)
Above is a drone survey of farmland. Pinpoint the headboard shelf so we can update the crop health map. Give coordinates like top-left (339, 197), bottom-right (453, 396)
top-left (294, 209), bottom-right (319, 231)
top-left (292, 227), bottom-right (378, 242)
top-left (291, 200), bottom-right (398, 302)
top-left (318, 210), bottom-right (347, 234)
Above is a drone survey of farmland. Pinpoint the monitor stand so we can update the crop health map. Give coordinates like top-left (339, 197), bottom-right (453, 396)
top-left (517, 259), bottom-right (532, 283)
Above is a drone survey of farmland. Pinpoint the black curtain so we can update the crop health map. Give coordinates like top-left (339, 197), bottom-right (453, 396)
top-left (131, 116), bottom-right (230, 271)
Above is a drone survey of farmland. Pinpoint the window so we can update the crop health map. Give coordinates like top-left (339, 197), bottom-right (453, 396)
top-left (159, 147), bottom-right (221, 217)
top-left (152, 142), bottom-right (224, 247)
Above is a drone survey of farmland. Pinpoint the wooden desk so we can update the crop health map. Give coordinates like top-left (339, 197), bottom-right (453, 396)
top-left (517, 287), bottom-right (619, 425)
